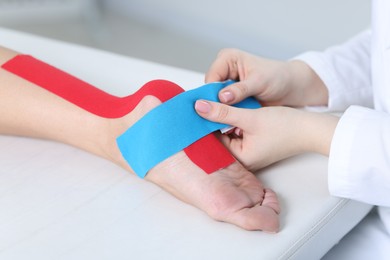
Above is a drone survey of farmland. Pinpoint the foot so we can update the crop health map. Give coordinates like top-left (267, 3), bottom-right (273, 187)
top-left (104, 95), bottom-right (280, 232)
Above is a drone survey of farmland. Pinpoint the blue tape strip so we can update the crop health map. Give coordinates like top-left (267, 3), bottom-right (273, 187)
top-left (116, 81), bottom-right (261, 178)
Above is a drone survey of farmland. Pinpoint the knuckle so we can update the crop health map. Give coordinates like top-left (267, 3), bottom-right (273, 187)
top-left (217, 48), bottom-right (241, 60)
top-left (236, 83), bottom-right (249, 97)
top-left (217, 48), bottom-right (233, 57)
top-left (216, 105), bottom-right (230, 122)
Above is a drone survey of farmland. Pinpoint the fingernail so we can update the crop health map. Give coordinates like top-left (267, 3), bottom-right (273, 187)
top-left (195, 100), bottom-right (211, 113)
top-left (220, 91), bottom-right (234, 103)
top-left (234, 127), bottom-right (243, 136)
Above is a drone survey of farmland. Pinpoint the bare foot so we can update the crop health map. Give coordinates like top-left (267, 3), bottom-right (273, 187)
top-left (104, 95), bottom-right (280, 232)
top-left (0, 47), bottom-right (279, 231)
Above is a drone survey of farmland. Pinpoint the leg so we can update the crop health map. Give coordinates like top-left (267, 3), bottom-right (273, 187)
top-left (0, 47), bottom-right (280, 232)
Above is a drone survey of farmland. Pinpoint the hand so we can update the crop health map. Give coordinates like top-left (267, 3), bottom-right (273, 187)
top-left (206, 48), bottom-right (328, 107)
top-left (195, 100), bottom-right (339, 171)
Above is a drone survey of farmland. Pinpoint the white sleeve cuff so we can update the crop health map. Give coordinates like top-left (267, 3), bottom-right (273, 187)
top-left (328, 106), bottom-right (390, 206)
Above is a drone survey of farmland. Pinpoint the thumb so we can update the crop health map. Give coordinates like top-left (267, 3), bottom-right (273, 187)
top-left (195, 100), bottom-right (249, 129)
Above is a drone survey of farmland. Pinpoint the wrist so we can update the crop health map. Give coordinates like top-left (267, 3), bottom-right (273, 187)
top-left (300, 111), bottom-right (339, 156)
top-left (285, 60), bottom-right (328, 107)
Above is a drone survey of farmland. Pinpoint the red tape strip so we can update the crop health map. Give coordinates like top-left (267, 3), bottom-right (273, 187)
top-left (2, 55), bottom-right (235, 174)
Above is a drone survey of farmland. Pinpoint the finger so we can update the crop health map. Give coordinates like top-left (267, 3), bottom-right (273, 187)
top-left (205, 49), bottom-right (240, 83)
top-left (205, 58), bottom-right (231, 83)
top-left (218, 135), bottom-right (246, 164)
top-left (234, 127), bottom-right (243, 137)
top-left (195, 100), bottom-right (252, 129)
top-left (218, 80), bottom-right (259, 105)
top-left (223, 127), bottom-right (236, 135)
top-left (217, 132), bottom-right (230, 144)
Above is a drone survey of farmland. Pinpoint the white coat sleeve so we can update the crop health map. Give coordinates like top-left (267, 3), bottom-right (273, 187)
top-left (293, 30), bottom-right (373, 112)
top-left (294, 30), bottom-right (390, 207)
top-left (329, 105), bottom-right (390, 207)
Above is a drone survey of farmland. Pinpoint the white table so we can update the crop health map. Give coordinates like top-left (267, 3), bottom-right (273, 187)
top-left (0, 28), bottom-right (372, 260)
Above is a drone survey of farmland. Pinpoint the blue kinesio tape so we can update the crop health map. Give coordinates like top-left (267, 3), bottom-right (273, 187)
top-left (116, 81), bottom-right (261, 178)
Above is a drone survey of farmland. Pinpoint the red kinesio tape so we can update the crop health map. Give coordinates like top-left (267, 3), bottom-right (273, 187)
top-left (2, 55), bottom-right (235, 174)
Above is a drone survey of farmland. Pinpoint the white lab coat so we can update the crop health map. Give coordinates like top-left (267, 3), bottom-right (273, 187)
top-left (295, 0), bottom-right (390, 258)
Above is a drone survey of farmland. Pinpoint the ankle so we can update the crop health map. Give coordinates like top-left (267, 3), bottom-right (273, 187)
top-left (100, 95), bottom-right (163, 172)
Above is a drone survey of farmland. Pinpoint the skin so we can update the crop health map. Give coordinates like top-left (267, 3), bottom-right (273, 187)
top-left (0, 46), bottom-right (280, 232)
top-left (205, 48), bottom-right (329, 107)
top-left (195, 48), bottom-right (339, 171)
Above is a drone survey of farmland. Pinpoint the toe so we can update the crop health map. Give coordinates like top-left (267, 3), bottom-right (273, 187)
top-left (227, 206), bottom-right (280, 232)
top-left (262, 188), bottom-right (281, 214)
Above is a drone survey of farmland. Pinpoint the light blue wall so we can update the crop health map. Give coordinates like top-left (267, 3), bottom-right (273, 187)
top-left (104, 0), bottom-right (370, 59)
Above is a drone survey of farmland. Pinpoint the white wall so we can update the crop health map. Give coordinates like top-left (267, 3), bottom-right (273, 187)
top-left (104, 0), bottom-right (370, 59)
top-left (0, 0), bottom-right (95, 24)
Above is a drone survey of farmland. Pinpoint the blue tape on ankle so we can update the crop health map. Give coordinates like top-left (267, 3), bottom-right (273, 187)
top-left (116, 81), bottom-right (261, 178)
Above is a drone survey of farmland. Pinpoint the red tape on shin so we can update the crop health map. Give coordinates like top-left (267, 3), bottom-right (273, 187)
top-left (2, 55), bottom-right (235, 173)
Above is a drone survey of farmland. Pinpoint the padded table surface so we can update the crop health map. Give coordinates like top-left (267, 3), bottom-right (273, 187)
top-left (0, 28), bottom-right (372, 260)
